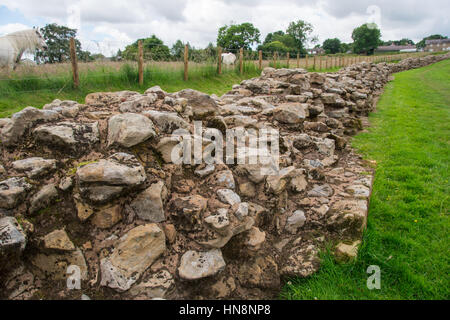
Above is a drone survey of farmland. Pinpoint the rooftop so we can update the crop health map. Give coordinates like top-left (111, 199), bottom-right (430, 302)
top-left (425, 39), bottom-right (450, 45)
top-left (376, 44), bottom-right (417, 51)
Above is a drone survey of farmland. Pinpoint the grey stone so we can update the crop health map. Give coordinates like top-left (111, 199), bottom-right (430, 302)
top-left (91, 204), bottom-right (122, 229)
top-left (176, 89), bottom-right (218, 119)
top-left (100, 224), bottom-right (166, 291)
top-left (223, 115), bottom-right (258, 128)
top-left (145, 86), bottom-right (166, 99)
top-left (0, 216), bottom-right (26, 254)
top-left (130, 181), bottom-right (167, 222)
top-left (29, 184), bottom-right (58, 214)
top-left (335, 241), bottom-right (361, 263)
top-left (345, 184), bottom-right (370, 199)
top-left (128, 270), bottom-right (174, 298)
top-left (34, 122), bottom-right (99, 151)
top-left (285, 210), bottom-right (306, 234)
top-left (108, 113), bottom-right (156, 148)
top-left (0, 177), bottom-right (32, 209)
top-left (273, 103), bottom-right (308, 124)
top-left (217, 189), bottom-right (241, 206)
top-left (213, 170), bottom-right (235, 189)
top-left (119, 94), bottom-right (157, 113)
top-left (59, 176), bottom-right (73, 191)
top-left (143, 110), bottom-right (189, 133)
top-left (12, 157), bottom-right (57, 178)
top-left (31, 248), bottom-right (88, 280)
top-left (42, 229), bottom-right (75, 251)
top-left (308, 184), bottom-right (334, 197)
top-left (204, 208), bottom-right (230, 230)
top-left (178, 249), bottom-right (226, 280)
top-left (195, 164), bottom-right (215, 177)
top-left (156, 136), bottom-right (183, 163)
top-left (233, 202), bottom-right (249, 220)
top-left (61, 106), bottom-right (80, 118)
top-left (1, 107), bottom-right (60, 147)
top-left (76, 153), bottom-right (146, 203)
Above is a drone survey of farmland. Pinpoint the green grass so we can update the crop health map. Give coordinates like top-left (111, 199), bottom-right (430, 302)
top-left (0, 62), bottom-right (261, 117)
top-left (0, 59), bottom-right (350, 118)
top-left (281, 59), bottom-right (450, 300)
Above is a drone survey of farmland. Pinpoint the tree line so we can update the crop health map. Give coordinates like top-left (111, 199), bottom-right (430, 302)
top-left (33, 22), bottom-right (448, 64)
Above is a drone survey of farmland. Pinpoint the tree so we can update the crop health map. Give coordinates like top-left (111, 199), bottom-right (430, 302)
top-left (171, 40), bottom-right (185, 60)
top-left (35, 23), bottom-right (92, 63)
top-left (382, 38), bottom-right (415, 46)
top-left (351, 23), bottom-right (382, 55)
top-left (340, 43), bottom-right (352, 53)
top-left (259, 30), bottom-right (297, 57)
top-left (204, 42), bottom-right (217, 58)
top-left (91, 53), bottom-right (106, 61)
top-left (417, 34), bottom-right (448, 49)
top-left (323, 38), bottom-right (342, 54)
top-left (258, 41), bottom-right (290, 58)
top-left (286, 20), bottom-right (315, 52)
top-left (122, 35), bottom-right (171, 61)
top-left (217, 23), bottom-right (261, 51)
top-left (263, 31), bottom-right (285, 45)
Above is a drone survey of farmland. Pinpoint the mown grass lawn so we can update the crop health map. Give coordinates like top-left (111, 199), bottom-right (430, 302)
top-left (282, 59), bottom-right (450, 300)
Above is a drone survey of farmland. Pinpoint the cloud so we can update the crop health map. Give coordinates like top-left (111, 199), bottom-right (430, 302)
top-left (0, 0), bottom-right (449, 56)
top-left (0, 23), bottom-right (30, 35)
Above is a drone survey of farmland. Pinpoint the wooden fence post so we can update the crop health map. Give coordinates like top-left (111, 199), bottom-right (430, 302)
top-left (184, 44), bottom-right (189, 81)
top-left (239, 48), bottom-right (244, 74)
top-left (218, 47), bottom-right (222, 75)
top-left (297, 53), bottom-right (300, 68)
top-left (258, 50), bottom-right (262, 70)
top-left (138, 40), bottom-right (144, 85)
top-left (305, 54), bottom-right (308, 69)
top-left (69, 38), bottom-right (79, 89)
top-left (313, 56), bottom-right (317, 70)
top-left (286, 52), bottom-right (290, 68)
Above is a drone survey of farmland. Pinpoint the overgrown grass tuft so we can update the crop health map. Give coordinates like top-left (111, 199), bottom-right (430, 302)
top-left (281, 59), bottom-right (450, 300)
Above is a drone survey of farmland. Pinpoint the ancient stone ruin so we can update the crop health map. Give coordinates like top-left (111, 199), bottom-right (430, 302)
top-left (1, 53), bottom-right (449, 300)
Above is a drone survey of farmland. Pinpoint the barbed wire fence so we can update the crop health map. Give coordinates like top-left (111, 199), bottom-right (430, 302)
top-left (0, 35), bottom-right (438, 95)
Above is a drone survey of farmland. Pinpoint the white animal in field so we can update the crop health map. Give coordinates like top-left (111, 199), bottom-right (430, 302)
top-left (221, 52), bottom-right (237, 66)
top-left (0, 28), bottom-right (47, 71)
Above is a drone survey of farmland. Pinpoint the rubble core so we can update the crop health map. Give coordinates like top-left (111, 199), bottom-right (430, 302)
top-left (0, 54), bottom-right (449, 300)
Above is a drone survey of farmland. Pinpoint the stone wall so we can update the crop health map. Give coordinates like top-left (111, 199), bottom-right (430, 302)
top-left (0, 53), bottom-right (448, 300)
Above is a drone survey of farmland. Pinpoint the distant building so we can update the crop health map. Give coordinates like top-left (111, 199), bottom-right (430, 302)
top-left (376, 44), bottom-right (417, 53)
top-left (306, 48), bottom-right (325, 55)
top-left (425, 39), bottom-right (450, 52)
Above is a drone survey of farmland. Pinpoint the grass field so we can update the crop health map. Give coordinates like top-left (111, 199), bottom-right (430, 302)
top-left (0, 58), bottom-right (349, 118)
top-left (0, 54), bottom-right (398, 118)
top-left (0, 62), bottom-right (263, 117)
top-left (281, 59), bottom-right (450, 300)
top-left (1, 51), bottom-right (436, 118)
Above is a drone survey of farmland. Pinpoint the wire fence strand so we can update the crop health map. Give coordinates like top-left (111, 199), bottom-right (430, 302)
top-left (0, 39), bottom-right (442, 96)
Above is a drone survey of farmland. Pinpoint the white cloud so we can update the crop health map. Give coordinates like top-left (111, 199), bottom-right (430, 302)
top-left (0, 23), bottom-right (31, 36)
top-left (0, 0), bottom-right (449, 56)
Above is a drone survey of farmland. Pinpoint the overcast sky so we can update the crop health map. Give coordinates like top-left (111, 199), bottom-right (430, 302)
top-left (0, 0), bottom-right (449, 56)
